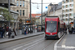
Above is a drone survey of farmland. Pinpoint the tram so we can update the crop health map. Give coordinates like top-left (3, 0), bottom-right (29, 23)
top-left (45, 16), bottom-right (66, 39)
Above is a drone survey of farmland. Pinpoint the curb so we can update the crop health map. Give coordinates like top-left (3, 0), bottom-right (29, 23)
top-left (0, 32), bottom-right (44, 44)
top-left (54, 34), bottom-right (66, 50)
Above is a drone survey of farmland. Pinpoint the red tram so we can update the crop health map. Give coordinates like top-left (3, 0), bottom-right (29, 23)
top-left (45, 16), bottom-right (66, 39)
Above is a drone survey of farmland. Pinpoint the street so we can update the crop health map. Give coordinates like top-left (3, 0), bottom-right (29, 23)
top-left (0, 34), bottom-right (57, 50)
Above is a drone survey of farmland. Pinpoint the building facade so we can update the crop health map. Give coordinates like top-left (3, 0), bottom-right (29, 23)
top-left (62, 0), bottom-right (74, 25)
top-left (10, 0), bottom-right (30, 24)
top-left (48, 2), bottom-right (62, 20)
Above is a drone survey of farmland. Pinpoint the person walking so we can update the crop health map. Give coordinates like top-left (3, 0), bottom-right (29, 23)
top-left (13, 28), bottom-right (17, 36)
top-left (0, 26), bottom-right (3, 38)
top-left (24, 27), bottom-right (27, 35)
top-left (2, 27), bottom-right (5, 38)
top-left (8, 27), bottom-right (12, 38)
top-left (6, 26), bottom-right (9, 32)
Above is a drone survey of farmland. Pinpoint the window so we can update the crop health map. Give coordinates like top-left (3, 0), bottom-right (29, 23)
top-left (70, 4), bottom-right (73, 7)
top-left (68, 5), bottom-right (69, 7)
top-left (64, 6), bottom-right (65, 8)
top-left (71, 4), bottom-right (73, 7)
top-left (66, 18), bottom-right (68, 21)
top-left (70, 13), bottom-right (71, 16)
top-left (20, 10), bottom-right (21, 16)
top-left (66, 5), bottom-right (68, 8)
top-left (17, 10), bottom-right (19, 12)
top-left (63, 0), bottom-right (66, 3)
top-left (16, 1), bottom-right (19, 6)
top-left (66, 14), bottom-right (68, 17)
top-left (23, 10), bottom-right (25, 16)
top-left (23, 1), bottom-right (25, 7)
top-left (70, 9), bottom-right (73, 11)
top-left (72, 13), bottom-right (73, 16)
top-left (20, 1), bottom-right (22, 7)
top-left (63, 15), bottom-right (65, 17)
top-left (46, 21), bottom-right (57, 32)
top-left (71, 0), bottom-right (73, 2)
top-left (66, 0), bottom-right (69, 2)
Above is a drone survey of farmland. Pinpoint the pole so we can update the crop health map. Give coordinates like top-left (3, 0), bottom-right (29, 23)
top-left (30, 0), bottom-right (31, 21)
top-left (41, 0), bottom-right (43, 25)
top-left (30, 0), bottom-right (32, 33)
top-left (67, 14), bottom-right (69, 34)
top-left (8, 0), bottom-right (10, 26)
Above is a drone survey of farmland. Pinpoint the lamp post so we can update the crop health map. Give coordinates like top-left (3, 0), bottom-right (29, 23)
top-left (30, 0), bottom-right (31, 22)
top-left (67, 14), bottom-right (70, 34)
top-left (41, 0), bottom-right (43, 25)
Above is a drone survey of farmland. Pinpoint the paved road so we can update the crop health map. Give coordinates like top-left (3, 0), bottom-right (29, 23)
top-left (0, 34), bottom-right (58, 50)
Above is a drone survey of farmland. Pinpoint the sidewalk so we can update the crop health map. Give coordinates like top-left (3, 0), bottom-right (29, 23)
top-left (57, 34), bottom-right (75, 50)
top-left (0, 31), bottom-right (44, 44)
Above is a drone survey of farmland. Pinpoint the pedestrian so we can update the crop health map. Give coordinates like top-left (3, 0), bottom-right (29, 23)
top-left (72, 27), bottom-right (74, 33)
top-left (13, 28), bottom-right (17, 36)
top-left (0, 26), bottom-right (3, 38)
top-left (2, 27), bottom-right (5, 38)
top-left (6, 26), bottom-right (9, 32)
top-left (24, 27), bottom-right (27, 35)
top-left (8, 27), bottom-right (12, 38)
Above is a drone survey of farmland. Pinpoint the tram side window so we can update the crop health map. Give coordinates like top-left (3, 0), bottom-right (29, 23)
top-left (58, 22), bottom-right (60, 32)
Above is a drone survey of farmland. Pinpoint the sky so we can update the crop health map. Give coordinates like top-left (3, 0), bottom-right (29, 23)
top-left (31, 0), bottom-right (62, 14)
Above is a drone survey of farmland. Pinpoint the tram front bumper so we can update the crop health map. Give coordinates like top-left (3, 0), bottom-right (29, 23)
top-left (45, 34), bottom-right (58, 39)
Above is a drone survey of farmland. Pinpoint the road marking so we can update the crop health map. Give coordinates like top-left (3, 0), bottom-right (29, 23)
top-left (54, 34), bottom-right (65, 50)
top-left (13, 38), bottom-right (43, 50)
top-left (62, 45), bottom-right (75, 49)
top-left (22, 39), bottom-right (43, 50)
top-left (62, 39), bottom-right (66, 46)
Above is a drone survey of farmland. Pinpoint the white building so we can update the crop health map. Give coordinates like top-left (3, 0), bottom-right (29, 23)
top-left (62, 0), bottom-right (74, 25)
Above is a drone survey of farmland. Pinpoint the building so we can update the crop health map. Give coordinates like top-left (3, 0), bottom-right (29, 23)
top-left (0, 0), bottom-right (19, 29)
top-left (0, 0), bottom-right (15, 8)
top-left (62, 0), bottom-right (74, 25)
top-left (29, 14), bottom-right (41, 25)
top-left (29, 14), bottom-right (41, 18)
top-left (10, 0), bottom-right (30, 24)
top-left (48, 2), bottom-right (62, 20)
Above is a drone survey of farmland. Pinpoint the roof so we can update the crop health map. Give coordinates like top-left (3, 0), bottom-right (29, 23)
top-left (29, 14), bottom-right (41, 18)
top-left (49, 2), bottom-right (62, 13)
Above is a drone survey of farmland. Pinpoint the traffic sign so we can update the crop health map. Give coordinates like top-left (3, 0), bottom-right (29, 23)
top-left (45, 6), bottom-right (48, 9)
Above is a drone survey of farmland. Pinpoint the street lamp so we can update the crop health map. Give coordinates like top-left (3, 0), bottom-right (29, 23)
top-left (41, 0), bottom-right (43, 25)
top-left (29, 0), bottom-right (31, 22)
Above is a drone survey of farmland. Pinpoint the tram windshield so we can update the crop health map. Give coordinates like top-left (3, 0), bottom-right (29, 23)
top-left (46, 21), bottom-right (57, 32)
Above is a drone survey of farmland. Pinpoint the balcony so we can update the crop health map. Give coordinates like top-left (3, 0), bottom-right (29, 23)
top-left (0, 0), bottom-right (15, 8)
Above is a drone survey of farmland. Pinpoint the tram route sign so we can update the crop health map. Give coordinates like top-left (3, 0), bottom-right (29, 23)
top-left (25, 19), bottom-right (31, 23)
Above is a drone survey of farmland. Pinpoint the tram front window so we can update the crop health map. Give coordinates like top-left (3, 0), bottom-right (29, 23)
top-left (46, 21), bottom-right (57, 33)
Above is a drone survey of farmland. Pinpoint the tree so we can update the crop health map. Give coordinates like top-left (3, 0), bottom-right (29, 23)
top-left (0, 8), bottom-right (14, 21)
top-left (31, 17), bottom-right (37, 24)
